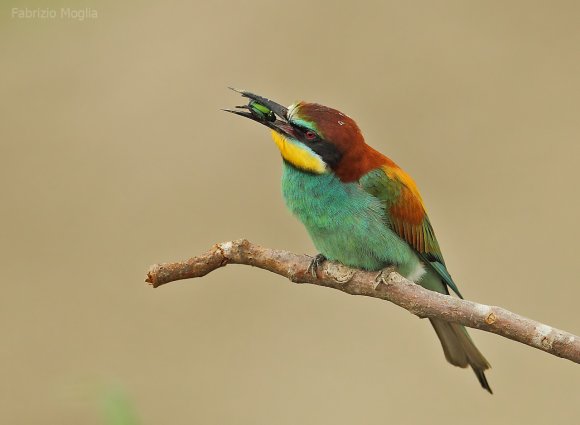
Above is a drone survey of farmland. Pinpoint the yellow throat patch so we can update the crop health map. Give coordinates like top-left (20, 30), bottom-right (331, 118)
top-left (270, 131), bottom-right (326, 174)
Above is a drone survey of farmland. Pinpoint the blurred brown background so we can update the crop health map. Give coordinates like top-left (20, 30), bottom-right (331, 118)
top-left (1, 1), bottom-right (579, 424)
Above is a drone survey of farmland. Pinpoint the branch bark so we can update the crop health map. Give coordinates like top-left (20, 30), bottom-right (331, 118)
top-left (146, 239), bottom-right (580, 364)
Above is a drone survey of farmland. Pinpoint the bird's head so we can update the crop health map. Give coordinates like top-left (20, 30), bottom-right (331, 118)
top-left (225, 89), bottom-right (383, 181)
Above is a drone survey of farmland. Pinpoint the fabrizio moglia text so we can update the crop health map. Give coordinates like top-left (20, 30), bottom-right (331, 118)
top-left (11, 8), bottom-right (98, 21)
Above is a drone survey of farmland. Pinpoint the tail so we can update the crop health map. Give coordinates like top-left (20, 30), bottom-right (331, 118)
top-left (430, 318), bottom-right (492, 394)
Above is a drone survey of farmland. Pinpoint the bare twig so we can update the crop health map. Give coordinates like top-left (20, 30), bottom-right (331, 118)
top-left (146, 239), bottom-right (580, 364)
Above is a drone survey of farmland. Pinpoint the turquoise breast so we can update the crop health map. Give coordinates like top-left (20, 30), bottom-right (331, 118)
top-left (281, 162), bottom-right (417, 271)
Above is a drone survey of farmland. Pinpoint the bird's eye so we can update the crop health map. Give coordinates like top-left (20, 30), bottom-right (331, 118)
top-left (305, 130), bottom-right (317, 141)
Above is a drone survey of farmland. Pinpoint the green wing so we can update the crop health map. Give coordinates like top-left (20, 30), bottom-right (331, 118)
top-left (360, 165), bottom-right (463, 298)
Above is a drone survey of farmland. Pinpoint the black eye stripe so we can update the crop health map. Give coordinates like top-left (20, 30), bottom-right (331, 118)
top-left (310, 140), bottom-right (342, 168)
top-left (290, 123), bottom-right (342, 168)
top-left (292, 124), bottom-right (320, 141)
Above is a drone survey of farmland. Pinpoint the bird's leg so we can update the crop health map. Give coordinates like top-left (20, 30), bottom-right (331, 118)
top-left (374, 266), bottom-right (397, 290)
top-left (307, 253), bottom-right (327, 277)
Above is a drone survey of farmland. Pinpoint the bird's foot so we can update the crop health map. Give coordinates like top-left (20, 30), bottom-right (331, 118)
top-left (307, 254), bottom-right (327, 278)
top-left (374, 266), bottom-right (397, 290)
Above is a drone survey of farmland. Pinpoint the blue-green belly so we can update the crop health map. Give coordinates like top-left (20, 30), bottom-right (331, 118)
top-left (281, 163), bottom-right (419, 274)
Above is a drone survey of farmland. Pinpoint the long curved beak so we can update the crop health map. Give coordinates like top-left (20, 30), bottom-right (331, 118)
top-left (223, 88), bottom-right (295, 137)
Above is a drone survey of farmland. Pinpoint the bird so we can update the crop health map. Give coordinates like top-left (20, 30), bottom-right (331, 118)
top-left (225, 88), bottom-right (492, 393)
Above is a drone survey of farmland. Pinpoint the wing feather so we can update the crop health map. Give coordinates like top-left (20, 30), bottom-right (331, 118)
top-left (362, 165), bottom-right (443, 262)
top-left (360, 164), bottom-right (462, 297)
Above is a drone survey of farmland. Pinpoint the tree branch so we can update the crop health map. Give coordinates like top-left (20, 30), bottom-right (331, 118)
top-left (145, 239), bottom-right (580, 364)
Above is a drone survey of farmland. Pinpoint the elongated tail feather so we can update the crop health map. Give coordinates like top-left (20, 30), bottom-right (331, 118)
top-left (430, 318), bottom-right (492, 393)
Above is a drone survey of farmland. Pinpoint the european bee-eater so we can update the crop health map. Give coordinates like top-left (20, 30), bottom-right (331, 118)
top-left (226, 89), bottom-right (492, 393)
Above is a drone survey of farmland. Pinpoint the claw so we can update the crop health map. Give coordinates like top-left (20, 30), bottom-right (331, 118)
top-left (374, 266), bottom-right (397, 290)
top-left (307, 254), bottom-right (327, 277)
